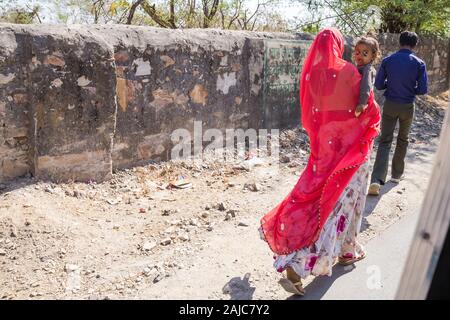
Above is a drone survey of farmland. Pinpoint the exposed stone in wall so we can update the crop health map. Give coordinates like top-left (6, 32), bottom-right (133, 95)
top-left (0, 24), bottom-right (448, 183)
top-left (26, 29), bottom-right (116, 182)
top-left (0, 28), bottom-right (31, 181)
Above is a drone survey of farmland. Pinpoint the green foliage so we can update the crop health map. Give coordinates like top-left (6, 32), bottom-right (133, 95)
top-left (294, 0), bottom-right (450, 37)
top-left (0, 3), bottom-right (41, 24)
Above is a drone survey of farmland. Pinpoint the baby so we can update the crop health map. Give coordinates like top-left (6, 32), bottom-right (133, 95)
top-left (352, 36), bottom-right (381, 117)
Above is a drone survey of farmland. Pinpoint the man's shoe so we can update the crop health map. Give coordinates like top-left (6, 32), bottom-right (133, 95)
top-left (390, 177), bottom-right (401, 183)
top-left (368, 183), bottom-right (380, 196)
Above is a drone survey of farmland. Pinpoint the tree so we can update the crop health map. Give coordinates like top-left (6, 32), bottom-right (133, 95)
top-left (292, 0), bottom-right (450, 36)
top-left (0, 3), bottom-right (42, 24)
top-left (0, 0), bottom-right (289, 32)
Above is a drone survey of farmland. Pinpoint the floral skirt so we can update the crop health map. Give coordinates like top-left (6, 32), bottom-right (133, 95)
top-left (260, 161), bottom-right (370, 279)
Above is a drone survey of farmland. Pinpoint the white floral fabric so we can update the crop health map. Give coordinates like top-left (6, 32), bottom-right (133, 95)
top-left (260, 161), bottom-right (370, 279)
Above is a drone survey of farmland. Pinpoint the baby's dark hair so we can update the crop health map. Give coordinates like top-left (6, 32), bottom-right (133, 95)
top-left (355, 36), bottom-right (381, 64)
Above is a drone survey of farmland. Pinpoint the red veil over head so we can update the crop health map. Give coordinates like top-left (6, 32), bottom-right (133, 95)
top-left (260, 28), bottom-right (381, 255)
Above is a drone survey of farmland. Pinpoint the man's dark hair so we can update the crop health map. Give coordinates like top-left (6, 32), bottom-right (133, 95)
top-left (399, 31), bottom-right (419, 48)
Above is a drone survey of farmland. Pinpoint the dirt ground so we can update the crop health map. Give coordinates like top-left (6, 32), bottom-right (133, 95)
top-left (0, 92), bottom-right (448, 300)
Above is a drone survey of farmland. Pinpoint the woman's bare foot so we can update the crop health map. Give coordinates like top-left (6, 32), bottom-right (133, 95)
top-left (278, 266), bottom-right (305, 296)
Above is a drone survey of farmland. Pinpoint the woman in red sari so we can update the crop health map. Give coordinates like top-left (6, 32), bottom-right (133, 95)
top-left (259, 28), bottom-right (381, 295)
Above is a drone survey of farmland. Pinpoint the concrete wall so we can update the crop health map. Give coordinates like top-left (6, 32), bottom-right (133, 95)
top-left (0, 24), bottom-right (448, 183)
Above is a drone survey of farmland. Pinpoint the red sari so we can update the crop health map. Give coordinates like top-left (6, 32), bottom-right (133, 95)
top-left (260, 28), bottom-right (381, 255)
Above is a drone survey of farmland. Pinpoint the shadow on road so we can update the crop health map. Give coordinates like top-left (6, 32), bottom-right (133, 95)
top-left (286, 264), bottom-right (357, 300)
top-left (222, 272), bottom-right (256, 300)
top-left (361, 181), bottom-right (397, 232)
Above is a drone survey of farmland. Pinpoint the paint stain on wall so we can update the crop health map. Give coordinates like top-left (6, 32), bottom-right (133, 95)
top-left (190, 84), bottom-right (208, 106)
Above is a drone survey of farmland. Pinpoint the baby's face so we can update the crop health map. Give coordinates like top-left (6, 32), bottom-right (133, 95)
top-left (353, 43), bottom-right (374, 66)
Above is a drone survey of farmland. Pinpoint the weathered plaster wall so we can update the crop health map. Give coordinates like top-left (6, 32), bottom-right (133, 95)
top-left (1, 25), bottom-right (117, 182)
top-left (0, 24), bottom-right (448, 183)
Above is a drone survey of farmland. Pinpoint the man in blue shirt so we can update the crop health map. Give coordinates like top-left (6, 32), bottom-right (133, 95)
top-left (368, 31), bottom-right (428, 196)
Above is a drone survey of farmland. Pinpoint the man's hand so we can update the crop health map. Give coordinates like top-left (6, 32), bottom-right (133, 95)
top-left (355, 104), bottom-right (366, 117)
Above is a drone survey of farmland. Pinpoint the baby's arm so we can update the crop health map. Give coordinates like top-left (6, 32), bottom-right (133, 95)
top-left (355, 65), bottom-right (374, 117)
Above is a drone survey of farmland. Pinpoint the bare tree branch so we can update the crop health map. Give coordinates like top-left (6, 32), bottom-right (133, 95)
top-left (227, 0), bottom-right (242, 29)
top-left (126, 0), bottom-right (145, 24)
top-left (140, 1), bottom-right (176, 28)
top-left (169, 0), bottom-right (175, 27)
top-left (202, 0), bottom-right (220, 28)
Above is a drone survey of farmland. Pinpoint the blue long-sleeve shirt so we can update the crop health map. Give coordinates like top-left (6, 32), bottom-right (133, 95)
top-left (374, 49), bottom-right (428, 104)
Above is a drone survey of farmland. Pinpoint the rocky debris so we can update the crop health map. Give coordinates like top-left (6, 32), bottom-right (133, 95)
top-left (244, 182), bottom-right (261, 192)
top-left (0, 91), bottom-right (445, 299)
top-left (143, 267), bottom-right (158, 278)
top-left (213, 202), bottom-right (227, 211)
top-left (233, 156), bottom-right (265, 171)
top-left (189, 218), bottom-right (201, 227)
top-left (279, 127), bottom-right (310, 152)
top-left (225, 209), bottom-right (238, 221)
top-left (162, 209), bottom-right (178, 216)
top-left (280, 155), bottom-right (291, 163)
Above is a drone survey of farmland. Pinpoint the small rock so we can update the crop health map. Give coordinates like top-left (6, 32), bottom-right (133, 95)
top-left (244, 182), bottom-right (261, 192)
top-left (226, 209), bottom-right (237, 218)
top-left (161, 209), bottom-right (175, 216)
top-left (142, 241), bottom-right (156, 252)
top-left (65, 264), bottom-right (79, 272)
top-left (10, 228), bottom-right (17, 238)
top-left (0, 249), bottom-right (6, 256)
top-left (65, 190), bottom-right (74, 197)
top-left (169, 219), bottom-right (182, 226)
top-left (201, 212), bottom-right (209, 218)
top-left (206, 226), bottom-right (214, 232)
top-left (153, 274), bottom-right (163, 283)
top-left (280, 155), bottom-right (291, 163)
top-left (189, 218), bottom-right (200, 227)
top-left (160, 238), bottom-right (171, 246)
top-left (143, 267), bottom-right (158, 277)
top-left (139, 208), bottom-right (146, 213)
top-left (214, 202), bottom-right (226, 211)
top-left (73, 190), bottom-right (84, 198)
top-left (164, 226), bottom-right (177, 234)
top-left (397, 190), bottom-right (403, 194)
top-left (178, 234), bottom-right (190, 242)
top-left (238, 221), bottom-right (249, 227)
